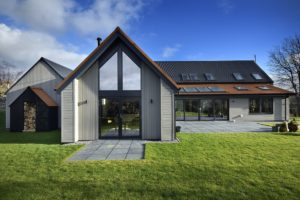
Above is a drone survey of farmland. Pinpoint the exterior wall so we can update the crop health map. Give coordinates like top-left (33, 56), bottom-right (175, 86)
top-left (229, 97), bottom-right (289, 121)
top-left (61, 82), bottom-right (74, 143)
top-left (141, 63), bottom-right (161, 140)
top-left (77, 61), bottom-right (99, 140)
top-left (6, 61), bottom-right (62, 129)
top-left (160, 80), bottom-right (175, 140)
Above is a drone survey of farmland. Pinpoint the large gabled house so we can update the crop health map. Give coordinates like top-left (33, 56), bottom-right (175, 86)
top-left (6, 27), bottom-right (293, 143)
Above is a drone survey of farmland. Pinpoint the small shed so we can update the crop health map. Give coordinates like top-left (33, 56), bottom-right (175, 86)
top-left (10, 87), bottom-right (58, 132)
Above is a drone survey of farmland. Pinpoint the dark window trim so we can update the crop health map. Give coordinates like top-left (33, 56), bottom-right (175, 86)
top-left (249, 97), bottom-right (273, 114)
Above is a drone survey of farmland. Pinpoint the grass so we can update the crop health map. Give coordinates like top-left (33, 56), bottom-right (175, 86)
top-left (0, 112), bottom-right (300, 199)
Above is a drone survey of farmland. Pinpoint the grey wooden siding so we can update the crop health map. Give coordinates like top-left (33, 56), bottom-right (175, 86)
top-left (61, 82), bottom-right (74, 143)
top-left (160, 80), bottom-right (175, 140)
top-left (141, 63), bottom-right (161, 140)
top-left (6, 61), bottom-right (62, 129)
top-left (77, 61), bottom-right (99, 140)
top-left (229, 97), bottom-right (289, 121)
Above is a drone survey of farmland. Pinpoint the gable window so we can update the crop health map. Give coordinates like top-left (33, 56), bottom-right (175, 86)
top-left (99, 52), bottom-right (118, 90)
top-left (123, 52), bottom-right (141, 90)
top-left (204, 73), bottom-right (215, 81)
top-left (251, 73), bottom-right (263, 80)
top-left (249, 97), bottom-right (273, 114)
top-left (233, 73), bottom-right (244, 80)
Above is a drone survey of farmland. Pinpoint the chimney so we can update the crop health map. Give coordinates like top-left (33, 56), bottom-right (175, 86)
top-left (97, 37), bottom-right (102, 46)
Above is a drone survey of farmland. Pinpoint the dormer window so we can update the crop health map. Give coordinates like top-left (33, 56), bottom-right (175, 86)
top-left (233, 73), bottom-right (244, 80)
top-left (252, 73), bottom-right (263, 80)
top-left (204, 73), bottom-right (215, 81)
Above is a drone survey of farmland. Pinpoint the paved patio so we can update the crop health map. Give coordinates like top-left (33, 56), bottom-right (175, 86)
top-left (68, 140), bottom-right (145, 161)
top-left (176, 121), bottom-right (272, 133)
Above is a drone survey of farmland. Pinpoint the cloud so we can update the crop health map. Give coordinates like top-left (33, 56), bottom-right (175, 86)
top-left (0, 23), bottom-right (87, 70)
top-left (0, 0), bottom-right (145, 35)
top-left (218, 0), bottom-right (234, 14)
top-left (162, 44), bottom-right (181, 58)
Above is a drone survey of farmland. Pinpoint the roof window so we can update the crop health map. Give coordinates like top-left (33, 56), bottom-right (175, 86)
top-left (234, 86), bottom-right (248, 91)
top-left (233, 73), bottom-right (244, 80)
top-left (252, 73), bottom-right (263, 80)
top-left (204, 73), bottom-right (215, 81)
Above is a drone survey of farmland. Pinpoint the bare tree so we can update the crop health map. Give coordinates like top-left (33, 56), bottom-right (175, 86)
top-left (269, 34), bottom-right (300, 115)
top-left (0, 61), bottom-right (22, 97)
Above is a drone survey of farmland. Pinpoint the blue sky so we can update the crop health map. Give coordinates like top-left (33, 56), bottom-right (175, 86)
top-left (0, 0), bottom-right (299, 74)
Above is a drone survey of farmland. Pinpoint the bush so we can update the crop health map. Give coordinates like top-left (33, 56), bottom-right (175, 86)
top-left (288, 119), bottom-right (298, 132)
top-left (279, 123), bottom-right (288, 132)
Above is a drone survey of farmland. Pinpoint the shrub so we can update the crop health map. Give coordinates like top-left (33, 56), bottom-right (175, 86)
top-left (279, 123), bottom-right (288, 132)
top-left (288, 119), bottom-right (298, 132)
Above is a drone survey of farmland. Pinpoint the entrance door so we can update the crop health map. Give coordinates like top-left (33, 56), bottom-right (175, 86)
top-left (100, 98), bottom-right (140, 138)
top-left (23, 101), bottom-right (36, 131)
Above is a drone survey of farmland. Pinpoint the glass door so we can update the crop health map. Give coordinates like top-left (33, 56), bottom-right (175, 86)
top-left (100, 97), bottom-right (141, 138)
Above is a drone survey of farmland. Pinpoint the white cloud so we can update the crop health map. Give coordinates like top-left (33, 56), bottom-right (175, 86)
top-left (0, 0), bottom-right (145, 35)
top-left (218, 0), bottom-right (234, 14)
top-left (0, 23), bottom-right (87, 70)
top-left (162, 44), bottom-right (181, 58)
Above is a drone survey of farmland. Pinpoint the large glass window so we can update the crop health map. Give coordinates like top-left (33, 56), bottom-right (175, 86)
top-left (214, 99), bottom-right (229, 120)
top-left (200, 99), bottom-right (214, 120)
top-left (249, 98), bottom-right (273, 114)
top-left (123, 52), bottom-right (141, 90)
top-left (99, 52), bottom-right (118, 90)
top-left (175, 100), bottom-right (184, 120)
top-left (184, 100), bottom-right (199, 120)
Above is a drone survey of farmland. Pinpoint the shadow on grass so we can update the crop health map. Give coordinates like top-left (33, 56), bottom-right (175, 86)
top-left (272, 132), bottom-right (300, 136)
top-left (0, 130), bottom-right (61, 144)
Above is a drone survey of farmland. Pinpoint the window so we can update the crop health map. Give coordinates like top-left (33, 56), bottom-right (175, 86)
top-left (181, 73), bottom-right (190, 81)
top-left (204, 73), bottom-right (215, 81)
top-left (249, 98), bottom-right (273, 114)
top-left (233, 73), bottom-right (244, 80)
top-left (208, 86), bottom-right (224, 92)
top-left (99, 52), bottom-right (118, 90)
top-left (123, 52), bottom-right (141, 90)
top-left (251, 73), bottom-right (263, 80)
top-left (235, 86), bottom-right (248, 91)
top-left (257, 85), bottom-right (271, 90)
top-left (189, 73), bottom-right (199, 81)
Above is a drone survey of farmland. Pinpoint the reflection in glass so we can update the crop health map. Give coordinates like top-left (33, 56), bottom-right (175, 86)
top-left (200, 99), bottom-right (214, 120)
top-left (100, 98), bottom-right (119, 137)
top-left (214, 99), bottom-right (228, 120)
top-left (123, 52), bottom-right (141, 90)
top-left (99, 52), bottom-right (118, 90)
top-left (184, 100), bottom-right (199, 120)
top-left (175, 100), bottom-right (184, 120)
top-left (121, 99), bottom-right (140, 137)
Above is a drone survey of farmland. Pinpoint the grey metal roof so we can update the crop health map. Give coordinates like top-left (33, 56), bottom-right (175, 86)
top-left (155, 60), bottom-right (273, 83)
top-left (42, 57), bottom-right (72, 78)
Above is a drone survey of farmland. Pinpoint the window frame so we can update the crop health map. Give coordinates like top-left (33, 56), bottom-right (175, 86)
top-left (249, 97), bottom-right (273, 114)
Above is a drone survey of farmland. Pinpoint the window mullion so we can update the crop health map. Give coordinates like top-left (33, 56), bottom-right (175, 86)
top-left (118, 48), bottom-right (123, 91)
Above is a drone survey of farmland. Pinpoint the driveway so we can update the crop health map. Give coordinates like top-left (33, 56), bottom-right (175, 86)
top-left (176, 121), bottom-right (272, 133)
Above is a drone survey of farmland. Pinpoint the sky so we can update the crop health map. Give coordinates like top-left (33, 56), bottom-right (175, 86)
top-left (0, 0), bottom-right (299, 75)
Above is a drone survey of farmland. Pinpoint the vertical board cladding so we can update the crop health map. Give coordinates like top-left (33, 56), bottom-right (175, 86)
top-left (61, 82), bottom-right (74, 143)
top-left (141, 63), bottom-right (161, 140)
top-left (229, 97), bottom-right (288, 121)
top-left (6, 61), bottom-right (62, 129)
top-left (78, 61), bottom-right (99, 141)
top-left (160, 79), bottom-right (175, 141)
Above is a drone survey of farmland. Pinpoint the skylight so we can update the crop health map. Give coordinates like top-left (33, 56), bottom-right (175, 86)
top-left (181, 73), bottom-right (190, 81)
top-left (189, 73), bottom-right (199, 81)
top-left (258, 86), bottom-right (271, 90)
top-left (179, 87), bottom-right (224, 93)
top-left (183, 87), bottom-right (198, 92)
top-left (208, 86), bottom-right (225, 92)
top-left (252, 73), bottom-right (263, 80)
top-left (204, 73), bottom-right (215, 81)
top-left (233, 73), bottom-right (244, 80)
top-left (234, 86), bottom-right (248, 91)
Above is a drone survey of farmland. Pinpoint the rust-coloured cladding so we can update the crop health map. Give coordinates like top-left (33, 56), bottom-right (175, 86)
top-left (30, 87), bottom-right (58, 107)
top-left (177, 84), bottom-right (294, 95)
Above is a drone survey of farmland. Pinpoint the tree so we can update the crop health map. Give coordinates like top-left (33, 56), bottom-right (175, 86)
top-left (269, 34), bottom-right (300, 116)
top-left (0, 60), bottom-right (22, 97)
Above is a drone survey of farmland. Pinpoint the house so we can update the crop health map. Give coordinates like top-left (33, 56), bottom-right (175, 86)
top-left (5, 57), bottom-right (71, 131)
top-left (6, 27), bottom-right (293, 142)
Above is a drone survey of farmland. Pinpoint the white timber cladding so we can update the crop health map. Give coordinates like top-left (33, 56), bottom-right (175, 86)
top-left (141, 63), bottom-right (161, 140)
top-left (5, 61), bottom-right (62, 129)
top-left (160, 79), bottom-right (175, 140)
top-left (61, 82), bottom-right (74, 143)
top-left (229, 97), bottom-right (289, 121)
top-left (74, 79), bottom-right (79, 142)
top-left (78, 61), bottom-right (99, 140)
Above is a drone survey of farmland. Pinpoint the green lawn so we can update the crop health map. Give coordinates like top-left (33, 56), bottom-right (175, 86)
top-left (0, 112), bottom-right (300, 199)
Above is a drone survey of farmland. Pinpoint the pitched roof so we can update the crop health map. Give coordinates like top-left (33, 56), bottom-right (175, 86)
top-left (30, 87), bottom-right (58, 106)
top-left (155, 61), bottom-right (273, 84)
top-left (42, 57), bottom-right (72, 78)
top-left (5, 57), bottom-right (71, 94)
top-left (55, 27), bottom-right (178, 91)
top-left (177, 83), bottom-right (294, 95)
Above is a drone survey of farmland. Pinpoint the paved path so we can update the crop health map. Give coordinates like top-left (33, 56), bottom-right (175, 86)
top-left (176, 121), bottom-right (272, 133)
top-left (68, 140), bottom-right (145, 161)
